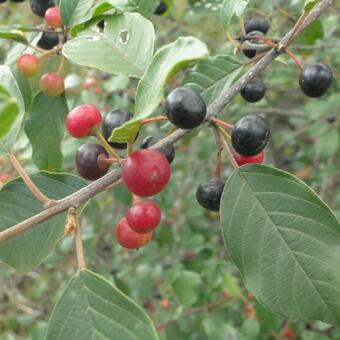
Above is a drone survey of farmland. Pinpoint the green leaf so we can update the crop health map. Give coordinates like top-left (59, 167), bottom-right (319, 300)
top-left (172, 270), bottom-right (202, 308)
top-left (219, 0), bottom-right (249, 28)
top-left (109, 36), bottom-right (208, 143)
top-left (63, 13), bottom-right (155, 78)
top-left (297, 19), bottom-right (324, 46)
top-left (0, 86), bottom-right (19, 139)
top-left (0, 28), bottom-right (28, 45)
top-left (183, 55), bottom-right (243, 104)
top-left (70, 0), bottom-right (138, 36)
top-left (60, 0), bottom-right (94, 27)
top-left (0, 66), bottom-right (26, 152)
top-left (25, 92), bottom-right (69, 171)
top-left (137, 0), bottom-right (159, 17)
top-left (220, 164), bottom-right (340, 325)
top-left (0, 172), bottom-right (85, 273)
top-left (315, 128), bottom-right (339, 159)
top-left (45, 270), bottom-right (159, 340)
top-left (304, 0), bottom-right (318, 12)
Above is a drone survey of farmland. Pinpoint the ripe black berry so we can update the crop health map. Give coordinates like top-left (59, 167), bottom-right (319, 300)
top-left (165, 87), bottom-right (206, 129)
top-left (241, 78), bottom-right (266, 103)
top-left (326, 114), bottom-right (336, 124)
top-left (102, 109), bottom-right (133, 150)
top-left (243, 31), bottom-right (264, 59)
top-left (299, 63), bottom-right (333, 98)
top-left (196, 179), bottom-right (225, 212)
top-left (231, 114), bottom-right (270, 156)
top-left (37, 31), bottom-right (59, 50)
top-left (154, 1), bottom-right (167, 15)
top-left (245, 17), bottom-right (270, 34)
top-left (0, 0), bottom-right (7, 3)
top-left (76, 143), bottom-right (110, 181)
top-left (29, 0), bottom-right (55, 17)
top-left (141, 136), bottom-right (175, 164)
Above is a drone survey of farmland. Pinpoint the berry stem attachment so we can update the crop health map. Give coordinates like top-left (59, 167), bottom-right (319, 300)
top-left (94, 131), bottom-right (121, 163)
top-left (211, 117), bottom-right (233, 129)
top-left (68, 207), bottom-right (86, 271)
top-left (8, 153), bottom-right (55, 208)
top-left (216, 126), bottom-right (239, 170)
top-left (140, 116), bottom-right (168, 126)
top-left (284, 48), bottom-right (303, 69)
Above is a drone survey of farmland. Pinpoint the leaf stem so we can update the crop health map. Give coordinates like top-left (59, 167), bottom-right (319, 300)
top-left (8, 153), bottom-right (55, 208)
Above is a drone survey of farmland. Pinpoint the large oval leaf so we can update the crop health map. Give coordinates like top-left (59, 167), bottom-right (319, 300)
top-left (109, 36), bottom-right (209, 143)
top-left (0, 172), bottom-right (85, 273)
top-left (220, 164), bottom-right (340, 325)
top-left (60, 0), bottom-right (94, 27)
top-left (183, 55), bottom-right (243, 105)
top-left (63, 13), bottom-right (155, 78)
top-left (25, 92), bottom-right (69, 171)
top-left (46, 269), bottom-right (159, 340)
top-left (0, 85), bottom-right (19, 139)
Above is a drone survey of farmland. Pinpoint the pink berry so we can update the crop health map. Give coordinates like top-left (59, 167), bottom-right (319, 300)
top-left (39, 73), bottom-right (64, 97)
top-left (16, 54), bottom-right (40, 77)
top-left (44, 7), bottom-right (63, 28)
top-left (127, 200), bottom-right (161, 234)
top-left (233, 150), bottom-right (264, 166)
top-left (122, 149), bottom-right (171, 197)
top-left (115, 217), bottom-right (152, 249)
top-left (65, 104), bottom-right (102, 138)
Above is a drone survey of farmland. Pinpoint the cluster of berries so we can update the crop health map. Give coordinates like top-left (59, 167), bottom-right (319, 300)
top-left (14, 1), bottom-right (64, 97)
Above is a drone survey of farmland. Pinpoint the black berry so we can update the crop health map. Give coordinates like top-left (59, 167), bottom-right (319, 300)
top-left (196, 179), bottom-right (225, 212)
top-left (37, 31), bottom-right (59, 50)
top-left (154, 1), bottom-right (167, 15)
top-left (299, 63), bottom-right (333, 98)
top-left (241, 78), bottom-right (266, 103)
top-left (231, 114), bottom-right (270, 156)
top-left (97, 19), bottom-right (105, 30)
top-left (10, 0), bottom-right (26, 2)
top-left (326, 114), bottom-right (336, 124)
top-left (76, 144), bottom-right (110, 181)
top-left (29, 0), bottom-right (55, 17)
top-left (243, 31), bottom-right (264, 59)
top-left (102, 109), bottom-right (133, 150)
top-left (245, 17), bottom-right (270, 34)
top-left (165, 87), bottom-right (206, 129)
top-left (0, 0), bottom-right (7, 3)
top-left (141, 136), bottom-right (175, 164)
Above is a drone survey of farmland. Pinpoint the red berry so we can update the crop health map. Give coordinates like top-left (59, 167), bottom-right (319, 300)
top-left (17, 54), bottom-right (40, 77)
top-left (127, 200), bottom-right (161, 234)
top-left (39, 72), bottom-right (64, 97)
top-left (233, 150), bottom-right (264, 166)
top-left (115, 217), bottom-right (152, 249)
top-left (160, 299), bottom-right (171, 309)
top-left (122, 149), bottom-right (171, 197)
top-left (44, 7), bottom-right (62, 28)
top-left (282, 325), bottom-right (294, 338)
top-left (65, 104), bottom-right (102, 138)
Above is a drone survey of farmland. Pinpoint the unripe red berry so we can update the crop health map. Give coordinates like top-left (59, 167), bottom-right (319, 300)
top-left (122, 149), bottom-right (171, 197)
top-left (233, 150), bottom-right (264, 166)
top-left (115, 217), bottom-right (152, 249)
top-left (44, 7), bottom-right (62, 28)
top-left (127, 200), bottom-right (161, 234)
top-left (17, 54), bottom-right (40, 77)
top-left (65, 104), bottom-right (102, 138)
top-left (282, 325), bottom-right (294, 338)
top-left (39, 72), bottom-right (64, 97)
top-left (160, 299), bottom-right (171, 309)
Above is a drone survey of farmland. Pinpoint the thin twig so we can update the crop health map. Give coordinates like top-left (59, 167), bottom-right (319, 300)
top-left (216, 126), bottom-right (239, 170)
top-left (0, 0), bottom-right (332, 243)
top-left (8, 153), bottom-right (54, 208)
top-left (212, 127), bottom-right (223, 179)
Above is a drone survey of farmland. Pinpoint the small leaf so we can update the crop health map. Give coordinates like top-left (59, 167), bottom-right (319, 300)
top-left (0, 66), bottom-right (26, 152)
top-left (0, 172), bottom-right (85, 273)
top-left (172, 270), bottom-right (202, 308)
top-left (60, 0), bottom-right (94, 27)
top-left (138, 0), bottom-right (159, 17)
top-left (183, 55), bottom-right (243, 104)
top-left (304, 0), bottom-right (318, 12)
top-left (45, 270), bottom-right (159, 340)
top-left (220, 0), bottom-right (249, 28)
top-left (0, 28), bottom-right (28, 45)
top-left (0, 86), bottom-right (19, 139)
top-left (25, 92), bottom-right (69, 171)
top-left (297, 19), bottom-right (324, 45)
top-left (220, 164), bottom-right (340, 325)
top-left (109, 119), bottom-right (140, 143)
top-left (63, 13), bottom-right (155, 78)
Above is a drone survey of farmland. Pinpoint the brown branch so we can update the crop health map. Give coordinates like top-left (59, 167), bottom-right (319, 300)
top-left (0, 0), bottom-right (332, 244)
